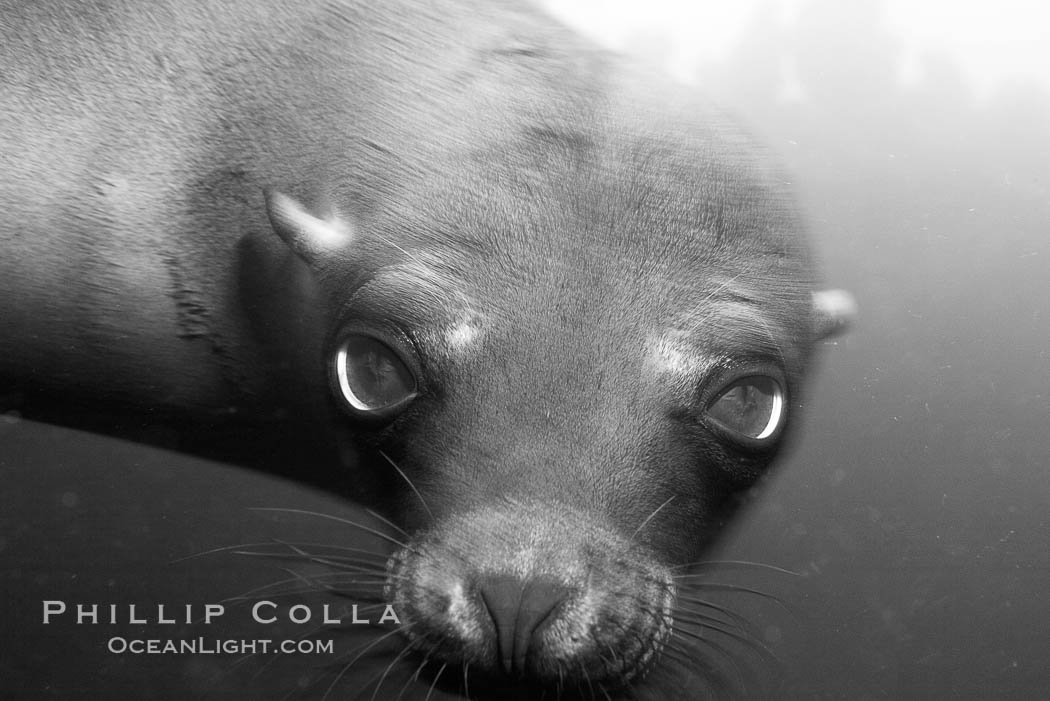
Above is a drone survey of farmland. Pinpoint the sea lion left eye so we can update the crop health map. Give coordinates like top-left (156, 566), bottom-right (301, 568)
top-left (706, 375), bottom-right (784, 441)
top-left (334, 335), bottom-right (417, 413)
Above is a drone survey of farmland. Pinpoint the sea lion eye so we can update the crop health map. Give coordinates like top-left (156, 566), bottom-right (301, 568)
top-left (333, 334), bottom-right (418, 414)
top-left (706, 375), bottom-right (784, 442)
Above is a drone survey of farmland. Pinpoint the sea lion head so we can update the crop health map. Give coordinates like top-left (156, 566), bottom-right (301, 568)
top-left (264, 65), bottom-right (854, 699)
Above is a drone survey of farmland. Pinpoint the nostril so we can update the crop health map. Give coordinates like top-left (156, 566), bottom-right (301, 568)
top-left (476, 574), bottom-right (570, 677)
top-left (476, 574), bottom-right (521, 676)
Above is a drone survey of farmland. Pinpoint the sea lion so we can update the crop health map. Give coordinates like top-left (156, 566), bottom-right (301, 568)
top-left (0, 0), bottom-right (853, 697)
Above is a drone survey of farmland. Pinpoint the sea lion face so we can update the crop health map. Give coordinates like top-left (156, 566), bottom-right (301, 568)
top-left (265, 100), bottom-right (846, 697)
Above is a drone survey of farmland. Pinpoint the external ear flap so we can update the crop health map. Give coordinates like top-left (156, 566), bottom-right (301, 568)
top-left (812, 288), bottom-right (857, 340)
top-left (264, 189), bottom-right (353, 266)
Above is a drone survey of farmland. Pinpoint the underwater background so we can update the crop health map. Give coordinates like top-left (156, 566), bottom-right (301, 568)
top-left (3, 2), bottom-right (1047, 699)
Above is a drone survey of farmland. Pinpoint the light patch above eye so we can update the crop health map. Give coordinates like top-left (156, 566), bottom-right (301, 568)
top-left (446, 321), bottom-right (480, 355)
top-left (645, 332), bottom-right (705, 380)
top-left (706, 375), bottom-right (784, 441)
top-left (334, 335), bottom-right (417, 414)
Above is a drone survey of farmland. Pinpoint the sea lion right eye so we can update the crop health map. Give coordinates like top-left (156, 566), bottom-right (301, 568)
top-left (705, 375), bottom-right (785, 445)
top-left (333, 334), bottom-right (418, 416)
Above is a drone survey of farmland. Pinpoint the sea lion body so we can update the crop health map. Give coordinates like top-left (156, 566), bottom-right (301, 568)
top-left (0, 1), bottom-right (852, 697)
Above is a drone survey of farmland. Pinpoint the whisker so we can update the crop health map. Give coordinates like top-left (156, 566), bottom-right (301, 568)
top-left (671, 595), bottom-right (754, 628)
top-left (221, 572), bottom-right (322, 607)
top-left (673, 607), bottom-right (747, 636)
top-left (673, 559), bottom-right (800, 577)
top-left (359, 642), bottom-right (415, 701)
top-left (631, 494), bottom-right (676, 541)
top-left (686, 273), bottom-right (743, 326)
top-left (379, 450), bottom-right (434, 520)
top-left (395, 648), bottom-right (433, 701)
top-left (370, 231), bottom-right (422, 267)
top-left (676, 582), bottom-right (788, 608)
top-left (249, 507), bottom-right (410, 549)
top-left (322, 625), bottom-right (408, 700)
top-left (220, 571), bottom-right (388, 611)
top-left (258, 537), bottom-right (390, 559)
top-left (424, 662), bottom-right (447, 701)
top-left (665, 633), bottom-right (749, 695)
top-left (576, 651), bottom-right (596, 701)
top-left (176, 539), bottom-right (388, 563)
top-left (674, 619), bottom-right (778, 664)
top-left (228, 547), bottom-right (387, 572)
top-left (366, 507), bottom-right (410, 538)
top-left (170, 539), bottom-right (374, 564)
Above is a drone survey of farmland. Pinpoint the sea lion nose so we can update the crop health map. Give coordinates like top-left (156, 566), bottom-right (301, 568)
top-left (476, 574), bottom-right (569, 677)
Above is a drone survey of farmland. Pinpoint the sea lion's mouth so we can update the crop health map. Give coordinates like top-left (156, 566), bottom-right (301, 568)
top-left (385, 501), bottom-right (676, 693)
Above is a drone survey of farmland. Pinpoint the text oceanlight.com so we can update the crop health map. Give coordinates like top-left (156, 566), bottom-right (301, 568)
top-left (107, 637), bottom-right (334, 655)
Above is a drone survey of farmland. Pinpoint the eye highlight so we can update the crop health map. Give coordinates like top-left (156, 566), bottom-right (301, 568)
top-left (333, 334), bottom-right (418, 414)
top-left (706, 375), bottom-right (784, 442)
